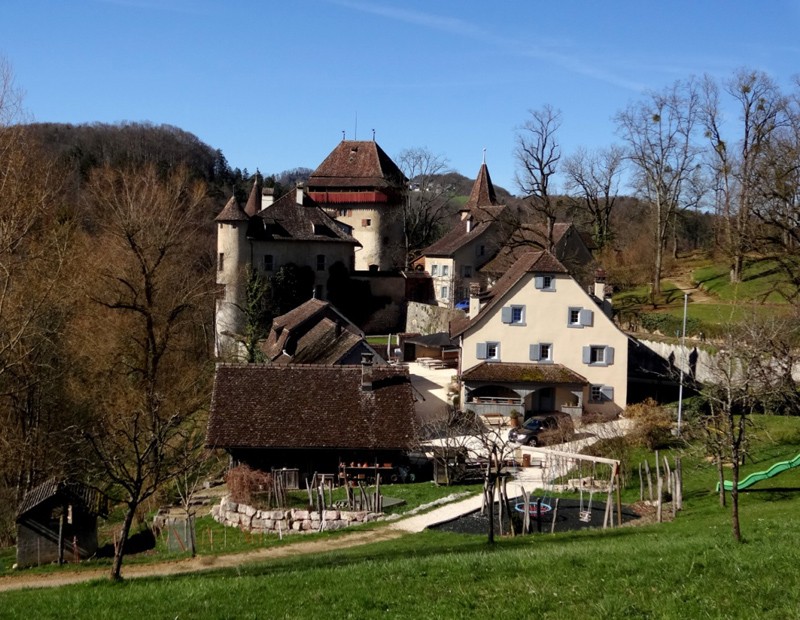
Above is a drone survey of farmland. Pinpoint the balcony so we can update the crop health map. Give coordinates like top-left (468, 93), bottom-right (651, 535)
top-left (465, 397), bottom-right (522, 419)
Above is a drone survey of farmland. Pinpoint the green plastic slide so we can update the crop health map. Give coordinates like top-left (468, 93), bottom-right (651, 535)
top-left (716, 453), bottom-right (800, 492)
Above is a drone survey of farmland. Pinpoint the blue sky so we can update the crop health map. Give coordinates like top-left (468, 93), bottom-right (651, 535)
top-left (3, 0), bottom-right (800, 193)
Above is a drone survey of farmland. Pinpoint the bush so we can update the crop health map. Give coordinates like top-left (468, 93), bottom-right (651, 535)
top-left (625, 398), bottom-right (675, 450)
top-left (225, 465), bottom-right (274, 507)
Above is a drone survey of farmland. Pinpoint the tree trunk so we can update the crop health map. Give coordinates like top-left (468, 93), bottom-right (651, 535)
top-left (731, 457), bottom-right (741, 543)
top-left (111, 504), bottom-right (137, 580)
top-left (717, 454), bottom-right (726, 508)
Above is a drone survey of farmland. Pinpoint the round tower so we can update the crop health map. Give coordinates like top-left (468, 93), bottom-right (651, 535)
top-left (214, 196), bottom-right (250, 358)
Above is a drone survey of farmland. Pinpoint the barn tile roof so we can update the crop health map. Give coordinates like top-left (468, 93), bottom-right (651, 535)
top-left (205, 364), bottom-right (416, 451)
top-left (480, 222), bottom-right (580, 276)
top-left (462, 361), bottom-right (587, 385)
top-left (247, 190), bottom-right (360, 245)
top-left (244, 175), bottom-right (262, 217)
top-left (452, 251), bottom-right (568, 337)
top-left (308, 140), bottom-right (407, 189)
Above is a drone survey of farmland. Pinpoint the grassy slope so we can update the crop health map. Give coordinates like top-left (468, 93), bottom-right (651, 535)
top-left (3, 417), bottom-right (800, 618)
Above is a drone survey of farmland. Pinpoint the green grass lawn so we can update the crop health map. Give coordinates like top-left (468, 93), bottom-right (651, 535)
top-left (3, 417), bottom-right (800, 617)
top-left (693, 257), bottom-right (795, 303)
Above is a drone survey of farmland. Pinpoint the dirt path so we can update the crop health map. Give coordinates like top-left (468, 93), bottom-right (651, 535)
top-left (0, 527), bottom-right (405, 593)
top-left (668, 273), bottom-right (717, 305)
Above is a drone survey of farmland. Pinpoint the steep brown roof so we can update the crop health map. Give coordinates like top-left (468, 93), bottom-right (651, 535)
top-left (480, 223), bottom-right (586, 277)
top-left (206, 364), bottom-right (416, 450)
top-left (248, 190), bottom-right (360, 245)
top-left (308, 140), bottom-right (406, 189)
top-left (463, 163), bottom-right (498, 211)
top-left (462, 362), bottom-right (587, 385)
top-left (452, 251), bottom-right (568, 337)
top-left (422, 204), bottom-right (506, 257)
top-left (215, 196), bottom-right (249, 222)
top-left (244, 175), bottom-right (262, 217)
top-left (262, 298), bottom-right (369, 364)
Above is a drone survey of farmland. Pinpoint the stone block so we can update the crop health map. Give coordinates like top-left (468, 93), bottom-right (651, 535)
top-left (242, 505), bottom-right (257, 517)
top-left (293, 510), bottom-right (309, 520)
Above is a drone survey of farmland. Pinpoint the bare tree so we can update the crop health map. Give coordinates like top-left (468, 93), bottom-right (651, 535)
top-left (616, 79), bottom-right (701, 297)
top-left (397, 147), bottom-right (457, 268)
top-left (74, 164), bottom-right (213, 580)
top-left (701, 69), bottom-right (788, 283)
top-left (563, 145), bottom-right (625, 250)
top-left (0, 57), bottom-right (77, 541)
top-left (514, 105), bottom-right (562, 251)
top-left (704, 312), bottom-right (799, 542)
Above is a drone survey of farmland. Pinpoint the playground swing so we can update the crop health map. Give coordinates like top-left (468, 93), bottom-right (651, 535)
top-left (579, 460), bottom-right (596, 523)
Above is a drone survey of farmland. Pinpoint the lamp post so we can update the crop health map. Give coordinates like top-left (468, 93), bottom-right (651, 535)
top-left (676, 293), bottom-right (688, 436)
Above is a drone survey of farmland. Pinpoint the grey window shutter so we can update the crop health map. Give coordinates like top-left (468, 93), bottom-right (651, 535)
top-left (477, 342), bottom-right (488, 359)
top-left (529, 344), bottom-right (540, 361)
top-left (579, 308), bottom-right (594, 326)
top-left (582, 346), bottom-right (591, 364)
top-left (600, 385), bottom-right (614, 401)
top-left (534, 276), bottom-right (544, 289)
top-left (501, 307), bottom-right (512, 323)
top-left (605, 346), bottom-right (615, 365)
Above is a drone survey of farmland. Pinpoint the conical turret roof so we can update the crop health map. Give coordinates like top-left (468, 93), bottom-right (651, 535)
top-left (215, 196), bottom-right (249, 222)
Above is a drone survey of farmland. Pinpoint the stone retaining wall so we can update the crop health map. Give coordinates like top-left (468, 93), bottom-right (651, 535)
top-left (211, 496), bottom-right (382, 534)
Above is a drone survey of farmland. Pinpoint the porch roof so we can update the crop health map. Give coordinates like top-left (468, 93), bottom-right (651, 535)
top-left (461, 362), bottom-right (587, 385)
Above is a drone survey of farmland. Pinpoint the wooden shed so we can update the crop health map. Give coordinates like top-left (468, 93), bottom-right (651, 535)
top-left (15, 479), bottom-right (107, 568)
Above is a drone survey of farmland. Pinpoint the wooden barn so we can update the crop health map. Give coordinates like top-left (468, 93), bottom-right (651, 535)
top-left (15, 479), bottom-right (107, 568)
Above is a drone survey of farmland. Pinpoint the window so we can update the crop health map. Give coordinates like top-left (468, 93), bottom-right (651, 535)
top-left (264, 254), bottom-right (274, 271)
top-left (529, 343), bottom-right (553, 362)
top-left (582, 345), bottom-right (615, 366)
top-left (463, 265), bottom-right (473, 278)
top-left (431, 264), bottom-right (439, 276)
top-left (478, 245), bottom-right (486, 256)
top-left (501, 305), bottom-right (526, 325)
top-left (476, 341), bottom-right (500, 361)
top-left (217, 252), bottom-right (224, 271)
top-left (316, 254), bottom-right (326, 271)
top-left (442, 264), bottom-right (449, 276)
top-left (361, 218), bottom-right (372, 227)
top-left (314, 284), bottom-right (324, 300)
top-left (590, 385), bottom-right (614, 402)
top-left (568, 307), bottom-right (594, 328)
top-left (534, 275), bottom-right (555, 291)
top-left (440, 285), bottom-right (449, 299)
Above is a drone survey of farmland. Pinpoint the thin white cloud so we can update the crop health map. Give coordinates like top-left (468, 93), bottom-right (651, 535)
top-left (328, 0), bottom-right (647, 92)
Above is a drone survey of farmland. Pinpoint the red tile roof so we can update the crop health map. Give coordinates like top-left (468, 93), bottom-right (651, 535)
top-left (206, 364), bottom-right (416, 450)
top-left (308, 140), bottom-right (407, 190)
top-left (462, 361), bottom-right (587, 384)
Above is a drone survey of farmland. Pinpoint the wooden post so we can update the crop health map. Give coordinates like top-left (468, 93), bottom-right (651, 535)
top-left (656, 476), bottom-right (663, 523)
top-left (676, 457), bottom-right (683, 511)
top-left (663, 456), bottom-right (672, 493)
top-left (654, 450), bottom-right (661, 487)
top-left (536, 497), bottom-right (543, 533)
top-left (638, 462), bottom-right (644, 501)
top-left (644, 460), bottom-right (653, 503)
top-left (521, 487), bottom-right (530, 535)
top-left (550, 498), bottom-right (559, 534)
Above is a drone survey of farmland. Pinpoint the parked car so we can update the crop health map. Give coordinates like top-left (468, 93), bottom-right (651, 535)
top-left (508, 413), bottom-right (574, 446)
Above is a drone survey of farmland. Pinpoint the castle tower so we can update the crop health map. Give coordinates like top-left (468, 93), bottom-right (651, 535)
top-left (307, 140), bottom-right (407, 271)
top-left (214, 195), bottom-right (250, 358)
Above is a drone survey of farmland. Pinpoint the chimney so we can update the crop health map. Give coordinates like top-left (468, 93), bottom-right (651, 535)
top-left (262, 187), bottom-right (274, 209)
top-left (296, 182), bottom-right (305, 205)
top-left (361, 352), bottom-right (374, 391)
top-left (468, 282), bottom-right (482, 319)
top-left (466, 217), bottom-right (473, 233)
top-left (593, 268), bottom-right (607, 300)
